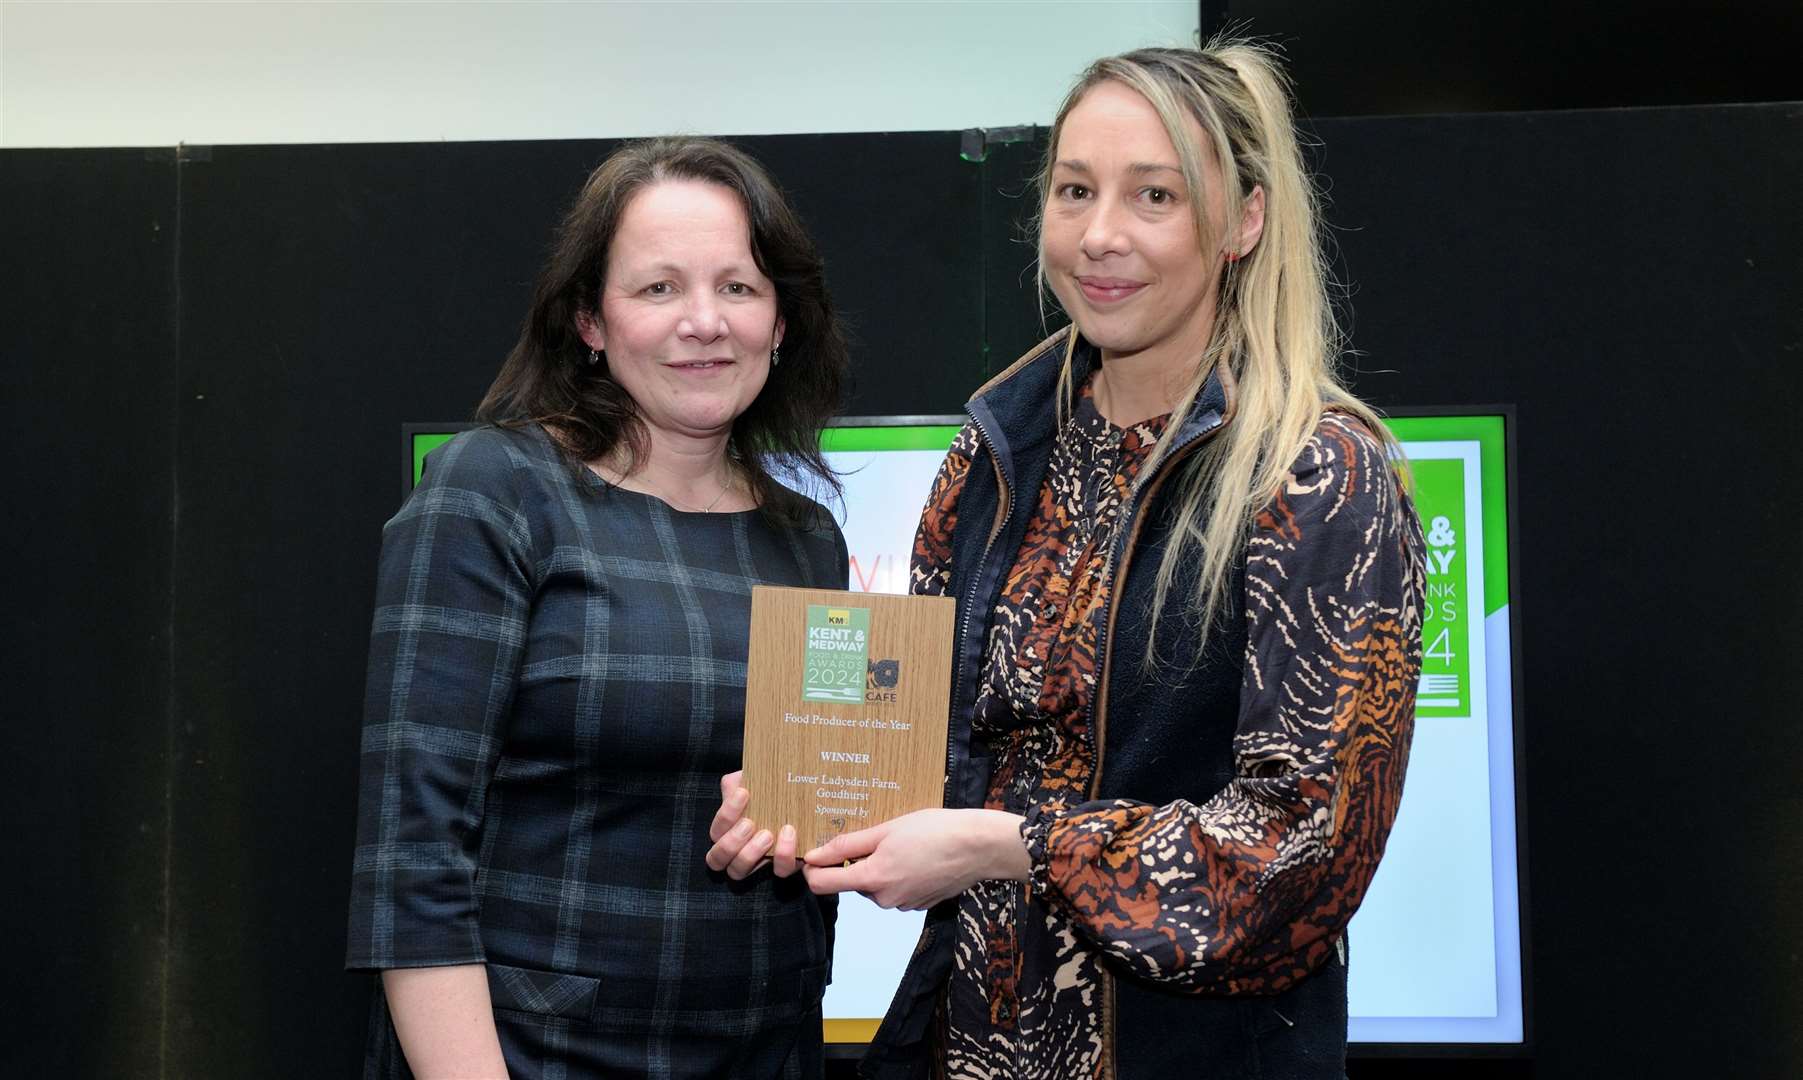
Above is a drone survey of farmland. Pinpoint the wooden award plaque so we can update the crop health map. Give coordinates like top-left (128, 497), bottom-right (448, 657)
top-left (741, 585), bottom-right (956, 850)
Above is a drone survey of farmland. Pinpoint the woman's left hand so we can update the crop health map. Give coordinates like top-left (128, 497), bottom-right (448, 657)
top-left (800, 808), bottom-right (1031, 911)
top-left (704, 770), bottom-right (800, 880)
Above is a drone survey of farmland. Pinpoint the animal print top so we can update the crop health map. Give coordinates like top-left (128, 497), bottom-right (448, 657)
top-left (910, 385), bottom-right (1424, 1080)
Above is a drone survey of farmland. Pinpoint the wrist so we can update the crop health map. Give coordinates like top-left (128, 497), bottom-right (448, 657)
top-left (969, 809), bottom-right (1030, 881)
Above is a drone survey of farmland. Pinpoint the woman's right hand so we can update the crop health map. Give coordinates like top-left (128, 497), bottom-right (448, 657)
top-left (704, 770), bottom-right (801, 879)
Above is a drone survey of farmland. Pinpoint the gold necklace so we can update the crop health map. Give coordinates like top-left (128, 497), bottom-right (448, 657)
top-left (590, 458), bottom-right (737, 513)
top-left (667, 468), bottom-right (736, 513)
top-left (688, 476), bottom-right (733, 513)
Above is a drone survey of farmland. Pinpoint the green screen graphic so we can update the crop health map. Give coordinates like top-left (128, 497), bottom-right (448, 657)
top-left (1385, 416), bottom-right (1509, 617)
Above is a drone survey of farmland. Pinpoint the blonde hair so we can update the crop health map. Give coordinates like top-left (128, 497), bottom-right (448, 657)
top-left (1036, 39), bottom-right (1400, 661)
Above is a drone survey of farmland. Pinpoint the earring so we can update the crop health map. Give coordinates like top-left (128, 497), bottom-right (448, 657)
top-left (771, 346), bottom-right (781, 368)
top-left (587, 348), bottom-right (603, 367)
top-left (1224, 250), bottom-right (1241, 263)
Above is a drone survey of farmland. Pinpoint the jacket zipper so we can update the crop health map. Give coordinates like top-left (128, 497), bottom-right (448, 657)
top-left (945, 406), bottom-right (1013, 805)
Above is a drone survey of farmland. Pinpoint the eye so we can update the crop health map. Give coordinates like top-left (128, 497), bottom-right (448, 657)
top-left (1055, 182), bottom-right (1091, 202)
top-left (1142, 187), bottom-right (1176, 205)
top-left (643, 281), bottom-right (674, 297)
top-left (722, 281), bottom-right (753, 297)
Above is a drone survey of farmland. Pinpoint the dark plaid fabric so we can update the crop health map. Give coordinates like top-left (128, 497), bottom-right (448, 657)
top-left (346, 424), bottom-right (844, 1079)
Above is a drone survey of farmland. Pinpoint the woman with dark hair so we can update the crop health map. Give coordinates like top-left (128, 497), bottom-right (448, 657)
top-left (346, 137), bottom-right (849, 1079)
top-left (711, 40), bottom-right (1425, 1078)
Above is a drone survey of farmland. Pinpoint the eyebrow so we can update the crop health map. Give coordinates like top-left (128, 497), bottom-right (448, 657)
top-left (1053, 159), bottom-right (1183, 177)
top-left (631, 261), bottom-right (758, 278)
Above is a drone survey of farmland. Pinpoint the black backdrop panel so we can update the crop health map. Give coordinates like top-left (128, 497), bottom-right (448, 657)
top-left (0, 150), bottom-right (178, 1077)
top-left (1205, 0), bottom-right (1803, 116)
top-left (977, 135), bottom-right (1059, 375)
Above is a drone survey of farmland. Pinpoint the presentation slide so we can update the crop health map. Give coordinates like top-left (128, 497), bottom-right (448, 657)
top-left (405, 410), bottom-right (1524, 1047)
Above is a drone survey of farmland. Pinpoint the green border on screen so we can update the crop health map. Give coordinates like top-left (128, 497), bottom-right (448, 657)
top-left (818, 424), bottom-right (964, 453)
top-left (1384, 415), bottom-right (1509, 618)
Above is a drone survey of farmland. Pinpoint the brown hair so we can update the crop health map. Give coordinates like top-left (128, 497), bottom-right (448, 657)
top-left (477, 136), bottom-right (847, 524)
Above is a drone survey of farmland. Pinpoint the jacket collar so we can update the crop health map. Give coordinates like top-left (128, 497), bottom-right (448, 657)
top-left (966, 325), bottom-right (1237, 483)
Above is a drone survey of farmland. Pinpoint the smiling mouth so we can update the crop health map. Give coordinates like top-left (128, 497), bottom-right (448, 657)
top-left (670, 359), bottom-right (734, 370)
top-left (1076, 277), bottom-right (1147, 304)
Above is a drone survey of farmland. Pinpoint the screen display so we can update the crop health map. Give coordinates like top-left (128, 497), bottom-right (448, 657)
top-left (403, 411), bottom-right (1525, 1048)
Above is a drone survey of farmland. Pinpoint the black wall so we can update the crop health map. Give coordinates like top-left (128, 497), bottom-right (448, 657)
top-left (2, 148), bottom-right (178, 1078)
top-left (3, 102), bottom-right (1799, 1077)
top-left (1204, 0), bottom-right (1803, 116)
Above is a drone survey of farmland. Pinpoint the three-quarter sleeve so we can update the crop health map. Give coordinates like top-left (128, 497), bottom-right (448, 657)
top-left (345, 430), bottom-right (537, 971)
top-left (1018, 413), bottom-right (1426, 994)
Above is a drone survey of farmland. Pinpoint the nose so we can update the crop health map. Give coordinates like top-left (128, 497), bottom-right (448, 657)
top-left (1079, 195), bottom-right (1130, 261)
top-left (678, 293), bottom-right (729, 344)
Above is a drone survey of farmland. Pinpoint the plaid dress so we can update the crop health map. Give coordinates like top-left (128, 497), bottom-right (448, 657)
top-left (346, 424), bottom-right (844, 1080)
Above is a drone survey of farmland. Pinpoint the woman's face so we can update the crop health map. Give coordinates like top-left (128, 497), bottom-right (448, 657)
top-left (1042, 80), bottom-right (1233, 372)
top-left (578, 179), bottom-right (782, 449)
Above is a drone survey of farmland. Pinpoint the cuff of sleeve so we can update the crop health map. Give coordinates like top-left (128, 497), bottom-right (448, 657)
top-left (345, 863), bottom-right (488, 971)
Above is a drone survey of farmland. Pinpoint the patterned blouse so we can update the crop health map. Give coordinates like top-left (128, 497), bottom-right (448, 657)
top-left (910, 383), bottom-right (1424, 1079)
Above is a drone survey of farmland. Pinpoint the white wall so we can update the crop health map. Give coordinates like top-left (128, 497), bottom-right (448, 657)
top-left (0, 1), bottom-right (1198, 148)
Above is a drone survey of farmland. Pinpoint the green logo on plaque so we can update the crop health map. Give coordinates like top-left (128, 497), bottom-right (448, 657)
top-left (803, 604), bottom-right (870, 704)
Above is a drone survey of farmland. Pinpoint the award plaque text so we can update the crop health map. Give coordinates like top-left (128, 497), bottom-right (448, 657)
top-left (741, 586), bottom-right (956, 850)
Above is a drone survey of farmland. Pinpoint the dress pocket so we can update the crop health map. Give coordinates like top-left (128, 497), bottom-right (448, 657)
top-left (486, 962), bottom-right (602, 1022)
top-left (586, 961), bottom-right (829, 1035)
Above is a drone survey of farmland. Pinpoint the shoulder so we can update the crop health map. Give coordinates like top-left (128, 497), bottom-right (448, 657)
top-left (422, 424), bottom-right (541, 481)
top-left (938, 422), bottom-right (981, 474)
top-left (397, 426), bottom-right (571, 553)
top-left (924, 423), bottom-right (982, 516)
top-left (1285, 411), bottom-right (1392, 491)
top-left (418, 424), bottom-right (565, 498)
top-left (1249, 411), bottom-right (1414, 557)
top-left (908, 421), bottom-right (983, 591)
top-left (1271, 410), bottom-right (1405, 523)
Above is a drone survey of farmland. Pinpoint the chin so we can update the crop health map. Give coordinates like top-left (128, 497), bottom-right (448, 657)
top-left (1070, 317), bottom-right (1145, 355)
top-left (684, 403), bottom-right (751, 433)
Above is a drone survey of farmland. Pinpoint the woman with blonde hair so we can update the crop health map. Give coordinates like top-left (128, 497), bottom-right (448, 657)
top-left (711, 40), bottom-right (1426, 1077)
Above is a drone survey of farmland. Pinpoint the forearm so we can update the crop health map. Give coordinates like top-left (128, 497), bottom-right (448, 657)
top-left (382, 965), bottom-right (509, 1079)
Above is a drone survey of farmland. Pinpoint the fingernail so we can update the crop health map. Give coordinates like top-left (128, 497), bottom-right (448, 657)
top-left (801, 847), bottom-right (821, 862)
top-left (754, 830), bottom-right (773, 849)
top-left (733, 819), bottom-right (753, 838)
top-left (731, 788), bottom-right (750, 807)
top-left (779, 824), bottom-right (795, 844)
